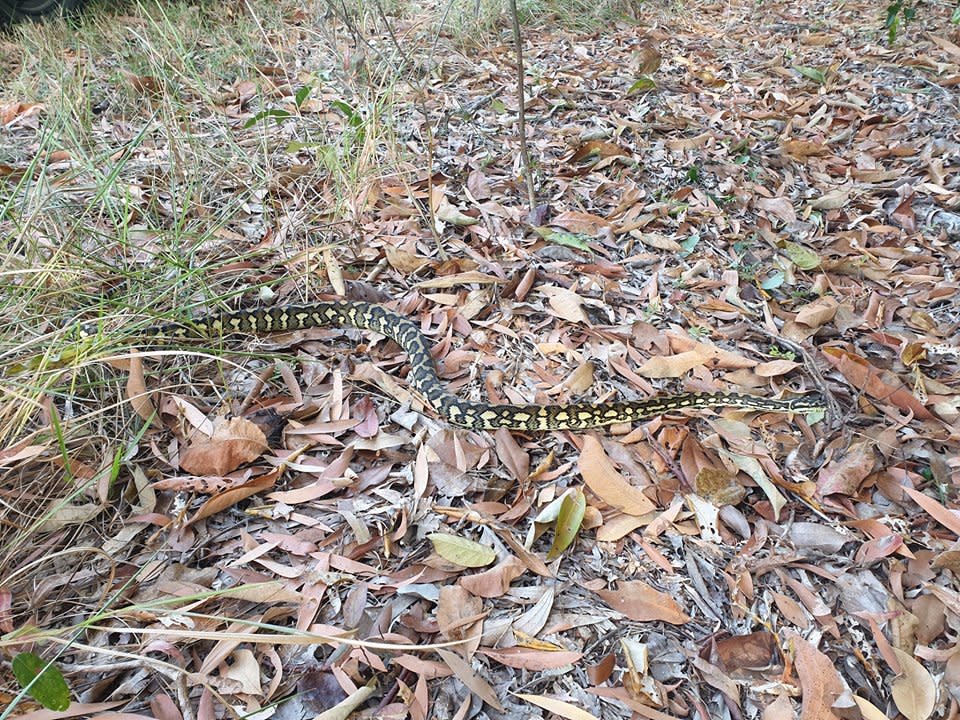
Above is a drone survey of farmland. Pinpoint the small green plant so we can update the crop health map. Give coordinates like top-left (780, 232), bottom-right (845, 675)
top-left (244, 85), bottom-right (313, 128)
top-left (885, 1), bottom-right (916, 44)
top-left (768, 346), bottom-right (797, 362)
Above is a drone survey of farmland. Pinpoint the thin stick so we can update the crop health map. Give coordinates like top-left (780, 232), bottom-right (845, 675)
top-left (507, 0), bottom-right (537, 210)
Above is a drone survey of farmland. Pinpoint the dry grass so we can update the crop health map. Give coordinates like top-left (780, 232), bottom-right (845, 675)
top-left (1, 0), bottom-right (649, 712)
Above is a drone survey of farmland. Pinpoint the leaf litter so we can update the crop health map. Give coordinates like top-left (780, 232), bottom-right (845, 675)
top-left (1, 0), bottom-right (960, 717)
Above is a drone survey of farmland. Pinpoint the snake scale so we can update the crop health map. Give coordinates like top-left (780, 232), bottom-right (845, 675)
top-left (82, 300), bottom-right (824, 430)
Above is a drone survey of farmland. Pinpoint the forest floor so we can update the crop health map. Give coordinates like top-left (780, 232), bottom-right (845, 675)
top-left (1, 0), bottom-right (960, 718)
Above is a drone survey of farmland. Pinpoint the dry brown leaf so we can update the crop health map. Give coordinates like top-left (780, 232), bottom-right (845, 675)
top-left (551, 210), bottom-right (612, 235)
top-left (755, 359), bottom-right (801, 377)
top-left (513, 693), bottom-right (598, 720)
top-left (436, 586), bottom-right (483, 641)
top-left (771, 591), bottom-right (811, 628)
top-left (763, 692), bottom-right (796, 720)
top-left (787, 629), bottom-right (844, 720)
top-left (633, 231), bottom-right (684, 252)
top-left (538, 285), bottom-right (589, 324)
top-left (494, 428), bottom-right (529, 482)
top-left (179, 416), bottom-right (268, 476)
top-left (435, 648), bottom-right (504, 712)
top-left (385, 247), bottom-right (431, 275)
top-left (890, 647), bottom-right (936, 720)
top-left (781, 140), bottom-right (830, 161)
top-left (460, 555), bottom-right (526, 598)
top-left (38, 502), bottom-right (105, 533)
top-left (641, 337), bottom-right (755, 377)
top-left (794, 296), bottom-right (838, 328)
top-left (0, 439), bottom-right (48, 467)
top-left (594, 580), bottom-right (690, 624)
top-left (126, 355), bottom-right (158, 426)
top-left (902, 487), bottom-right (960, 537)
top-left (415, 271), bottom-right (502, 289)
top-left (755, 196), bottom-right (797, 223)
top-left (480, 647), bottom-right (583, 671)
top-left (809, 188), bottom-right (850, 210)
top-left (187, 469), bottom-right (280, 525)
top-left (637, 348), bottom-right (712, 378)
top-left (578, 436), bottom-right (655, 516)
top-left (323, 247), bottom-right (345, 296)
top-left (822, 348), bottom-right (934, 419)
top-left (816, 441), bottom-right (877, 498)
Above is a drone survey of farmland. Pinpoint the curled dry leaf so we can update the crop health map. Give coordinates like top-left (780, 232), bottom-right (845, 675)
top-left (547, 487), bottom-right (586, 560)
top-left (437, 585), bottom-right (483, 641)
top-left (459, 556), bottom-right (525, 598)
top-left (755, 196), bottom-right (797, 223)
top-left (816, 441), bottom-right (878, 498)
top-left (890, 647), bottom-right (936, 720)
top-left (126, 355), bottom-right (158, 426)
top-left (794, 296), bottom-right (838, 328)
top-left (435, 195), bottom-right (479, 226)
top-left (178, 416), bottom-right (268, 476)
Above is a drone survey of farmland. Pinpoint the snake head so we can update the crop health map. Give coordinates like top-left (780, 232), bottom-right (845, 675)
top-left (73, 321), bottom-right (100, 340)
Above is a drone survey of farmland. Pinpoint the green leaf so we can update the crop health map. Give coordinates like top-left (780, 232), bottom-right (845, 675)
top-left (792, 66), bottom-right (826, 85)
top-left (534, 227), bottom-right (592, 251)
top-left (547, 488), bottom-right (585, 561)
top-left (760, 271), bottom-right (785, 290)
top-left (782, 242), bottom-right (820, 270)
top-left (243, 108), bottom-right (291, 128)
top-left (12, 653), bottom-right (71, 711)
top-left (885, 1), bottom-right (902, 28)
top-left (294, 85), bottom-right (312, 108)
top-left (427, 533), bottom-right (495, 568)
top-left (626, 76), bottom-right (657, 95)
top-left (680, 232), bottom-right (700, 255)
top-left (330, 99), bottom-right (363, 128)
top-left (951, 4), bottom-right (959, 23)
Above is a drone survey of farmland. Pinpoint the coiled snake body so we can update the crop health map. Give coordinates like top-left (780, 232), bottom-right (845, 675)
top-left (84, 301), bottom-right (824, 430)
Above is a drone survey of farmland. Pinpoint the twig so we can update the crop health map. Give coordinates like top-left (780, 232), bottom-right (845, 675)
top-left (507, 0), bottom-right (537, 211)
top-left (643, 426), bottom-right (690, 491)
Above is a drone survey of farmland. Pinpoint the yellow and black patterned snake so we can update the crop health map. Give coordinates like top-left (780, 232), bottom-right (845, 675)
top-left (82, 301), bottom-right (824, 430)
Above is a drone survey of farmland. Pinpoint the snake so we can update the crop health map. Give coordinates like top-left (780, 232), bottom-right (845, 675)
top-left (80, 300), bottom-right (824, 430)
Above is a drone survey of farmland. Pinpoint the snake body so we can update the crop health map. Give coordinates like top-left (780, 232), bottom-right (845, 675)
top-left (83, 301), bottom-right (824, 430)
